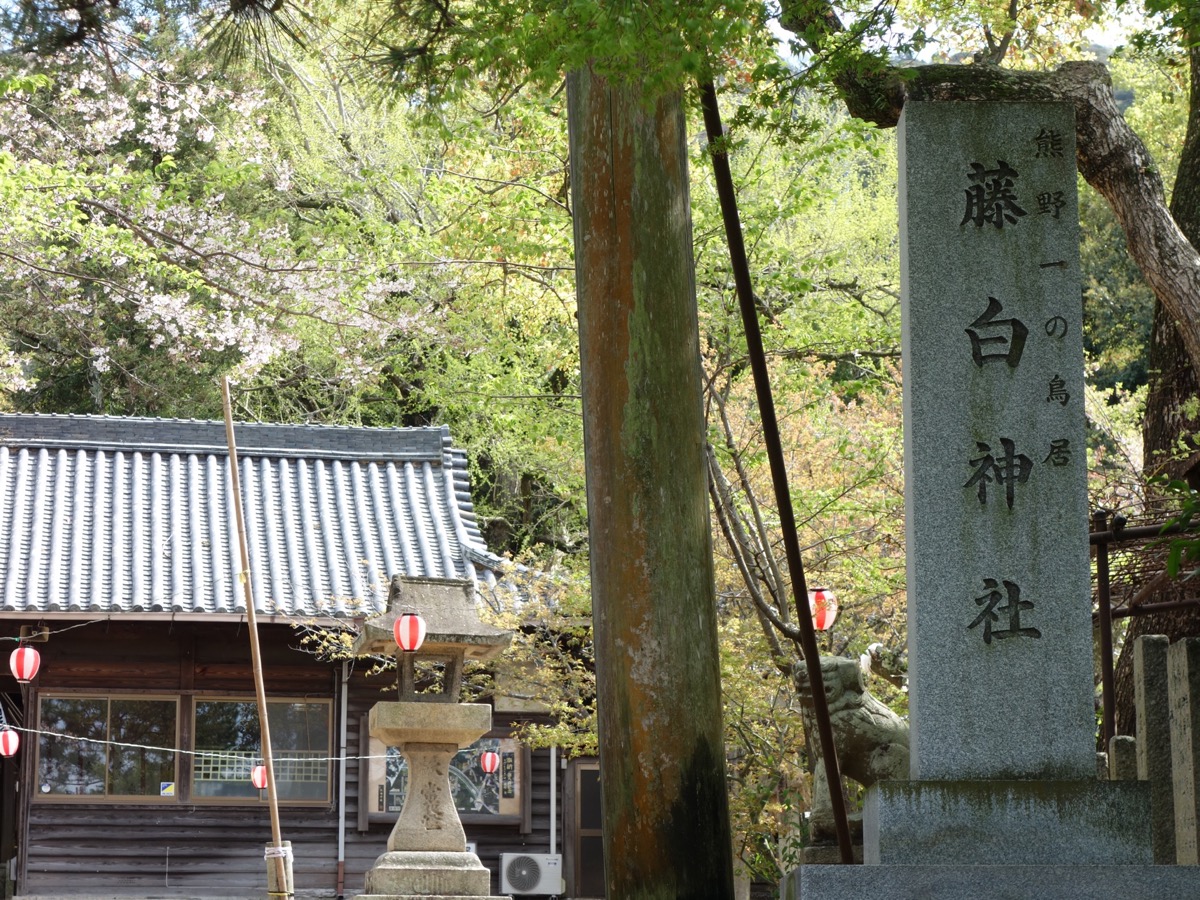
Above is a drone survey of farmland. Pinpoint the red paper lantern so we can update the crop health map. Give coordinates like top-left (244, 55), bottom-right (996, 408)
top-left (251, 765), bottom-right (268, 790)
top-left (480, 751), bottom-right (500, 774)
top-left (10, 646), bottom-right (40, 683)
top-left (394, 613), bottom-right (427, 653)
top-left (808, 588), bottom-right (839, 631)
top-left (0, 729), bottom-right (18, 757)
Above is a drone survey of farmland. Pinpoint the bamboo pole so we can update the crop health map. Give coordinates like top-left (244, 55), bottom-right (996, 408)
top-left (221, 377), bottom-right (291, 898)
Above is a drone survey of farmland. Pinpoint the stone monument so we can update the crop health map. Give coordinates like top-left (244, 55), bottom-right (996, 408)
top-left (352, 576), bottom-right (510, 900)
top-left (788, 101), bottom-right (1199, 899)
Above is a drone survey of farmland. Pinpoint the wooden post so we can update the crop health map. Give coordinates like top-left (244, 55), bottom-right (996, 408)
top-left (567, 65), bottom-right (735, 899)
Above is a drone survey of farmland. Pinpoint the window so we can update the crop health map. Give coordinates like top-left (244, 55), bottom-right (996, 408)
top-left (193, 699), bottom-right (331, 803)
top-left (38, 696), bottom-right (177, 799)
top-left (36, 694), bottom-right (331, 805)
top-left (358, 718), bottom-right (524, 826)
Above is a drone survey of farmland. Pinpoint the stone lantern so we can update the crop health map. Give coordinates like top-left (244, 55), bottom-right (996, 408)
top-left (353, 575), bottom-right (511, 900)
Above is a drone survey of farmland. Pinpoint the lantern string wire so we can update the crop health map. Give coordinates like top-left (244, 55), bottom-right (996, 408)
top-left (0, 722), bottom-right (503, 766)
top-left (1, 618), bottom-right (111, 642)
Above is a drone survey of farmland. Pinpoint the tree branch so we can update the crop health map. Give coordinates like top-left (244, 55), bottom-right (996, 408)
top-left (777, 1), bottom-right (1200, 378)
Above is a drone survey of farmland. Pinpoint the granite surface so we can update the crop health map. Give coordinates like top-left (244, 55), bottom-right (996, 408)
top-left (1170, 638), bottom-right (1200, 864)
top-left (789, 865), bottom-right (1200, 900)
top-left (901, 101), bottom-right (1094, 782)
top-left (864, 780), bottom-right (1151, 865)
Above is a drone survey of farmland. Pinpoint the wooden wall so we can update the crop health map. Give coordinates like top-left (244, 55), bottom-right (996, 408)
top-left (5, 620), bottom-right (564, 898)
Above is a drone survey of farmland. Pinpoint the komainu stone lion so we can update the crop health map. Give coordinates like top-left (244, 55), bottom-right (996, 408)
top-left (795, 655), bottom-right (909, 841)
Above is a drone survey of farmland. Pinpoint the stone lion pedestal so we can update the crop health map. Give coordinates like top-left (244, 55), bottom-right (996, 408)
top-left (352, 576), bottom-right (511, 900)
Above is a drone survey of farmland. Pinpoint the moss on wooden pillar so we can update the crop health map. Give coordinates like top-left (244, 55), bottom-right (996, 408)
top-left (567, 65), bottom-right (735, 899)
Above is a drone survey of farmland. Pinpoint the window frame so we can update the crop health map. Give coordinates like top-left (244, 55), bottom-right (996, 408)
top-left (189, 695), bottom-right (334, 807)
top-left (34, 692), bottom-right (181, 804)
top-left (32, 691), bottom-right (333, 808)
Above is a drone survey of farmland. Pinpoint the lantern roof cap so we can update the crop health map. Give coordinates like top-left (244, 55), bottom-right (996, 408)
top-left (352, 575), bottom-right (510, 660)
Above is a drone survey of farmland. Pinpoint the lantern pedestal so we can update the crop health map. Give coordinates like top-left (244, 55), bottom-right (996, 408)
top-left (358, 852), bottom-right (493, 900)
top-left (355, 701), bottom-right (495, 900)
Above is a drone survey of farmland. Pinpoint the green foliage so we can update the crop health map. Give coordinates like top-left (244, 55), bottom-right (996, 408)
top-left (1080, 178), bottom-right (1155, 394)
top-left (481, 563), bottom-right (597, 756)
top-left (693, 96), bottom-right (899, 373)
top-left (0, 73), bottom-right (49, 94)
top-left (0, 31), bottom-right (586, 556)
top-left (343, 0), bottom-right (775, 100)
top-left (1149, 477), bottom-right (1200, 580)
top-left (719, 615), bottom-right (810, 882)
top-left (1116, 0), bottom-right (1200, 54)
top-left (891, 0), bottom-right (1117, 66)
top-left (1084, 378), bottom-right (1147, 514)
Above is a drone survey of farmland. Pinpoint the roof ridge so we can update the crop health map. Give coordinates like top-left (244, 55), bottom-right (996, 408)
top-left (0, 413), bottom-right (450, 462)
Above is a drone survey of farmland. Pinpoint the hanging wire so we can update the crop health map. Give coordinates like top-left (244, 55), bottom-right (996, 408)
top-left (0, 618), bottom-right (112, 642)
top-left (6, 721), bottom-right (402, 764)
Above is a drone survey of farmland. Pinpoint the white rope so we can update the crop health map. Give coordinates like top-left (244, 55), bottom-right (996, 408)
top-left (7, 723), bottom-right (401, 764)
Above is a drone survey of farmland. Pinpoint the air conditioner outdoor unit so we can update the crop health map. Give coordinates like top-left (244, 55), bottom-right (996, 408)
top-left (499, 852), bottom-right (563, 896)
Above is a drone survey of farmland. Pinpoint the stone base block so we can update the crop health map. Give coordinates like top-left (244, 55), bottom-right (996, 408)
top-left (865, 780), bottom-right (1151, 865)
top-left (786, 865), bottom-right (1200, 900)
top-left (356, 850), bottom-right (491, 898)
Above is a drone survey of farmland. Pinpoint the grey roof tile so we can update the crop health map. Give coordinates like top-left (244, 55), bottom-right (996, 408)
top-left (0, 414), bottom-right (505, 618)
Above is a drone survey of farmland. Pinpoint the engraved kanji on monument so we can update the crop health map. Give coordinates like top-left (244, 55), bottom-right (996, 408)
top-left (901, 102), bottom-right (1094, 780)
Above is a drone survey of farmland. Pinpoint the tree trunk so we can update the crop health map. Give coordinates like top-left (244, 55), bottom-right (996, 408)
top-left (1113, 31), bottom-right (1200, 738)
top-left (566, 65), bottom-right (736, 899)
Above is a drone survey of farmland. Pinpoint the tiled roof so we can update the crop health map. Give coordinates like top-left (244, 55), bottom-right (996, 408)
top-left (0, 414), bottom-right (505, 618)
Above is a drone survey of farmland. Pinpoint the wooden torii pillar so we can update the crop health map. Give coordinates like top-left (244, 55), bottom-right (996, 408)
top-left (567, 65), bottom-right (736, 899)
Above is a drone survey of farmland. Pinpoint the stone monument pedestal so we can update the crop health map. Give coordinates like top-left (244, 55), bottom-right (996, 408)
top-left (358, 851), bottom-right (492, 900)
top-left (789, 863), bottom-right (1200, 900)
top-left (865, 780), bottom-right (1151, 865)
top-left (354, 701), bottom-right (497, 900)
top-left (786, 777), bottom-right (1166, 899)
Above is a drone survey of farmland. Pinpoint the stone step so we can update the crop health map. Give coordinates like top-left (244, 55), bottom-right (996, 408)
top-left (789, 865), bottom-right (1200, 900)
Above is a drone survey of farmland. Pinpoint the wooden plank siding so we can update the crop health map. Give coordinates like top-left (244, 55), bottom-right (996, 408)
top-left (7, 621), bottom-right (564, 898)
top-left (24, 805), bottom-right (339, 894)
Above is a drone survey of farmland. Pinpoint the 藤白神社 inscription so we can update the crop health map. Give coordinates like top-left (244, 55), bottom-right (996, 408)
top-left (901, 102), bottom-right (1096, 782)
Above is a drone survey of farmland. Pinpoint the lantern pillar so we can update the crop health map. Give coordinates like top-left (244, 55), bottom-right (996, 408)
top-left (370, 703), bottom-right (491, 854)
